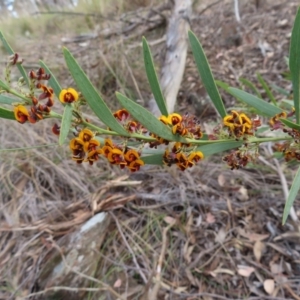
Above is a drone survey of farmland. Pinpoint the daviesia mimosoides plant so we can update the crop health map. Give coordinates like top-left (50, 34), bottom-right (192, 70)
top-left (1, 7), bottom-right (300, 224)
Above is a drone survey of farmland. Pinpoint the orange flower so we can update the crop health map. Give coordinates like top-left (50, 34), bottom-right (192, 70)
top-left (14, 105), bottom-right (29, 124)
top-left (188, 151), bottom-right (204, 163)
top-left (128, 159), bottom-right (144, 172)
top-left (79, 128), bottom-right (94, 143)
top-left (124, 149), bottom-right (140, 163)
top-left (70, 138), bottom-right (84, 151)
top-left (84, 139), bottom-right (100, 152)
top-left (72, 149), bottom-right (85, 164)
top-left (86, 149), bottom-right (103, 165)
top-left (113, 109), bottom-right (130, 121)
top-left (59, 88), bottom-right (79, 103)
top-left (107, 148), bottom-right (124, 164)
top-left (36, 83), bottom-right (54, 100)
top-left (168, 113), bottom-right (182, 125)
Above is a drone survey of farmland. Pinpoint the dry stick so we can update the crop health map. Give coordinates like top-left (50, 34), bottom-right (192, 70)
top-left (148, 223), bottom-right (174, 300)
top-left (110, 212), bottom-right (148, 285)
top-left (234, 0), bottom-right (241, 23)
top-left (149, 0), bottom-right (192, 116)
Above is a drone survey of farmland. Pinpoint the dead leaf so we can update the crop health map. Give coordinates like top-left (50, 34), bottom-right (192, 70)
top-left (183, 242), bottom-right (194, 264)
top-left (218, 174), bottom-right (226, 187)
top-left (114, 278), bottom-right (122, 288)
top-left (206, 212), bottom-right (216, 224)
top-left (215, 227), bottom-right (227, 244)
top-left (253, 240), bottom-right (265, 262)
top-left (237, 265), bottom-right (255, 277)
top-left (237, 228), bottom-right (269, 242)
top-left (163, 216), bottom-right (177, 225)
top-left (270, 263), bottom-right (283, 275)
top-left (236, 186), bottom-right (249, 201)
top-left (264, 279), bottom-right (275, 295)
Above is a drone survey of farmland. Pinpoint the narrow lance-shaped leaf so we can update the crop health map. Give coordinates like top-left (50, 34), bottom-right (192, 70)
top-left (59, 104), bottom-right (73, 145)
top-left (282, 165), bottom-right (300, 224)
top-left (197, 140), bottom-right (243, 156)
top-left (271, 84), bottom-right (290, 97)
top-left (239, 77), bottom-right (262, 99)
top-left (280, 118), bottom-right (300, 131)
top-left (228, 88), bottom-right (282, 117)
top-left (39, 60), bottom-right (62, 98)
top-left (188, 31), bottom-right (226, 118)
top-left (289, 7), bottom-right (300, 123)
top-left (142, 37), bottom-right (168, 116)
top-left (0, 94), bottom-right (18, 105)
top-left (116, 92), bottom-right (186, 143)
top-left (141, 154), bottom-right (163, 165)
top-left (63, 48), bottom-right (129, 136)
top-left (256, 73), bottom-right (277, 105)
top-left (0, 79), bottom-right (9, 91)
top-left (0, 31), bottom-right (29, 87)
top-left (0, 106), bottom-right (15, 120)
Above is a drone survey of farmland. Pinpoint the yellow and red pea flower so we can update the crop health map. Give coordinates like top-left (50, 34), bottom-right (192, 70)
top-left (14, 105), bottom-right (30, 124)
top-left (163, 145), bottom-right (204, 171)
top-left (188, 151), bottom-right (204, 163)
top-left (36, 83), bottom-right (54, 100)
top-left (79, 128), bottom-right (94, 143)
top-left (113, 109), bottom-right (130, 121)
top-left (59, 88), bottom-right (79, 104)
top-left (223, 110), bottom-right (254, 138)
top-left (269, 111), bottom-right (287, 130)
top-left (128, 159), bottom-right (144, 172)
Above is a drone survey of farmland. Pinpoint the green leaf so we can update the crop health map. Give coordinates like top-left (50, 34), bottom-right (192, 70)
top-left (0, 31), bottom-right (29, 87)
top-left (197, 140), bottom-right (243, 157)
top-left (142, 37), bottom-right (168, 116)
top-left (188, 31), bottom-right (226, 118)
top-left (59, 104), bottom-right (73, 145)
top-left (280, 118), bottom-right (300, 131)
top-left (282, 165), bottom-right (300, 224)
top-left (271, 84), bottom-right (290, 97)
top-left (239, 77), bottom-right (262, 99)
top-left (228, 88), bottom-right (282, 117)
top-left (0, 79), bottom-right (9, 90)
top-left (256, 73), bottom-right (277, 105)
top-left (281, 99), bottom-right (294, 108)
top-left (116, 92), bottom-right (186, 142)
top-left (39, 60), bottom-right (62, 98)
top-left (0, 106), bottom-right (15, 120)
top-left (215, 80), bottom-right (230, 90)
top-left (289, 7), bottom-right (300, 123)
top-left (63, 48), bottom-right (129, 136)
top-left (141, 154), bottom-right (163, 165)
top-left (0, 94), bottom-right (18, 105)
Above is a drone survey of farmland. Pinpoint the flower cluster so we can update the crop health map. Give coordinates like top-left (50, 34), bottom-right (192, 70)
top-left (69, 128), bottom-right (103, 165)
top-left (223, 150), bottom-right (252, 170)
top-left (102, 139), bottom-right (144, 172)
top-left (163, 142), bottom-right (204, 171)
top-left (14, 68), bottom-right (54, 124)
top-left (223, 110), bottom-right (257, 138)
top-left (69, 128), bottom-right (144, 171)
top-left (150, 113), bottom-right (203, 148)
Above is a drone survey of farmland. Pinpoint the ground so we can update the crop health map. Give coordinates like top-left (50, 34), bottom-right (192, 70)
top-left (0, 0), bottom-right (300, 299)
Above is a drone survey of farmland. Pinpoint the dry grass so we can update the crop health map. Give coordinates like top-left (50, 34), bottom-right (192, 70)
top-left (1, 0), bottom-right (300, 299)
